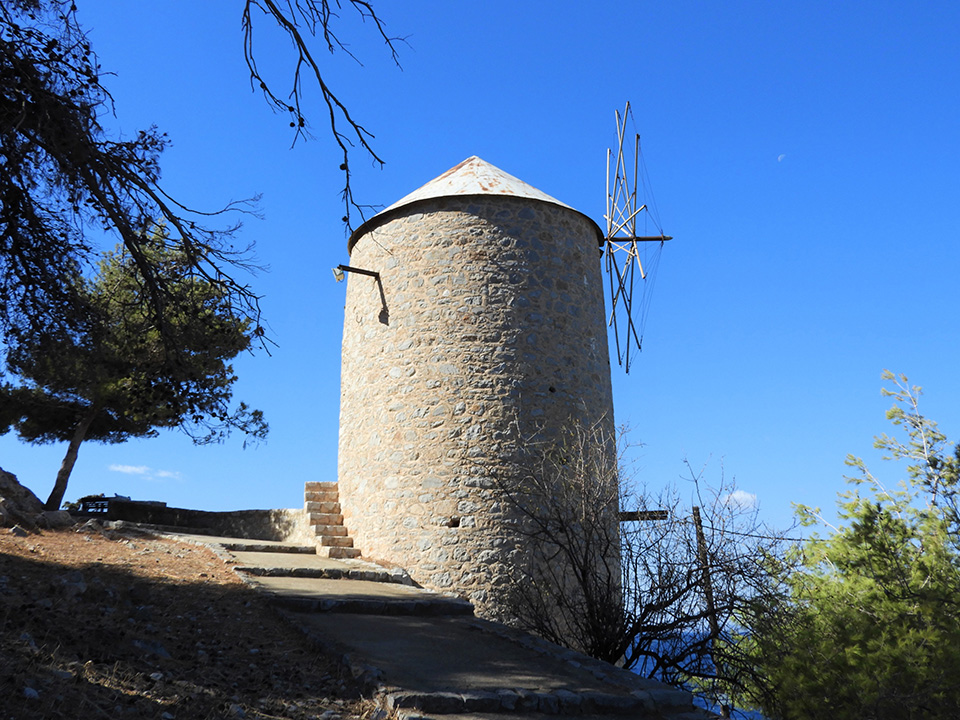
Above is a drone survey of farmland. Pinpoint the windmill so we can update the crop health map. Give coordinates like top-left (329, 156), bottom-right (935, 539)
top-left (604, 102), bottom-right (672, 373)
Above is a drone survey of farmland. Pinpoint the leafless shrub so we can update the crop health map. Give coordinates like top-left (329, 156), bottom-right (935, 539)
top-left (498, 421), bottom-right (794, 716)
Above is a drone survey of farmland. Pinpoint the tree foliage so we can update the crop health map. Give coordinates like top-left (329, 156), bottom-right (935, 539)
top-left (0, 238), bottom-right (268, 510)
top-left (746, 371), bottom-right (960, 720)
top-left (0, 0), bottom-right (398, 353)
top-left (0, 0), bottom-right (262, 350)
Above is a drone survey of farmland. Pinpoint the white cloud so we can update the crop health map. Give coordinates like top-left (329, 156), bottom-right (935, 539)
top-left (724, 489), bottom-right (758, 510)
top-left (109, 464), bottom-right (149, 475)
top-left (108, 465), bottom-right (182, 482)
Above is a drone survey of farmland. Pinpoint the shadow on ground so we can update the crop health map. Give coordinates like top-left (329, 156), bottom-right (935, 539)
top-left (0, 531), bottom-right (372, 720)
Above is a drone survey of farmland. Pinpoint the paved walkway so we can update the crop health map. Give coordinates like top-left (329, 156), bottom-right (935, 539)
top-left (159, 530), bottom-right (715, 720)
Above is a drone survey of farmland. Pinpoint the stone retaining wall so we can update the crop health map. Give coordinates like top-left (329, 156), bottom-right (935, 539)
top-left (100, 501), bottom-right (312, 543)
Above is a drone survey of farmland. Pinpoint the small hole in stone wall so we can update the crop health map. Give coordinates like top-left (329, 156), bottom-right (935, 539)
top-left (447, 516), bottom-right (461, 528)
top-left (548, 386), bottom-right (556, 393)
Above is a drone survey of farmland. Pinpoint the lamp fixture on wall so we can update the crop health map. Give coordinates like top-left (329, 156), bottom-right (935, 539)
top-left (331, 264), bottom-right (380, 282)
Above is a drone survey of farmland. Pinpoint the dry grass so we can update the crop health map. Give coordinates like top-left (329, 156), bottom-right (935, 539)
top-left (0, 525), bottom-right (380, 720)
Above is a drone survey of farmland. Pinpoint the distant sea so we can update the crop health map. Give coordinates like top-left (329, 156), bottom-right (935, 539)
top-left (629, 642), bottom-right (768, 720)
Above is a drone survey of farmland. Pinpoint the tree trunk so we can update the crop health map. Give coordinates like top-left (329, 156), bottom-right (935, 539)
top-left (45, 406), bottom-right (99, 510)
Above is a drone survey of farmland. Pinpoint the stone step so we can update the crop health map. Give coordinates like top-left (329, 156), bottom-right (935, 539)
top-left (311, 525), bottom-right (347, 537)
top-left (304, 481), bottom-right (338, 492)
top-left (317, 546), bottom-right (363, 559)
top-left (305, 501), bottom-right (341, 514)
top-left (303, 482), bottom-right (359, 559)
top-left (275, 593), bottom-right (473, 615)
top-left (233, 564), bottom-right (400, 582)
top-left (219, 541), bottom-right (317, 555)
top-left (317, 535), bottom-right (354, 548)
top-left (262, 578), bottom-right (474, 615)
top-left (382, 687), bottom-right (681, 716)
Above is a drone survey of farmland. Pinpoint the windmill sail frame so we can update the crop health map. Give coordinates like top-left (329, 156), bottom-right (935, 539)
top-left (604, 102), bottom-right (671, 373)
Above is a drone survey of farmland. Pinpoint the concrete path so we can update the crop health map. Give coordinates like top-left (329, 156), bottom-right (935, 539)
top-left (160, 531), bottom-right (715, 720)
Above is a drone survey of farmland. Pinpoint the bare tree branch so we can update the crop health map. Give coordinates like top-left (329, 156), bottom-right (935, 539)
top-left (496, 421), bottom-right (796, 715)
top-left (0, 0), bottom-right (266, 356)
top-left (241, 0), bottom-right (403, 232)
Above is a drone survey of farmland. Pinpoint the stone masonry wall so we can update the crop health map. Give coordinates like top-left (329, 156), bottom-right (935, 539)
top-left (100, 502), bottom-right (312, 543)
top-left (337, 196), bottom-right (615, 617)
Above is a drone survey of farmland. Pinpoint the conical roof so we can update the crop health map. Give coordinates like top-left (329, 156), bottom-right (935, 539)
top-left (348, 156), bottom-right (603, 248)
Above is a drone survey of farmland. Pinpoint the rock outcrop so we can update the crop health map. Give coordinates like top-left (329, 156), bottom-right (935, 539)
top-left (0, 467), bottom-right (72, 531)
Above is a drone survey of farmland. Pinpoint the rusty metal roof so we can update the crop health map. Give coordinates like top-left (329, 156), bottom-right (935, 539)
top-left (348, 156), bottom-right (603, 248)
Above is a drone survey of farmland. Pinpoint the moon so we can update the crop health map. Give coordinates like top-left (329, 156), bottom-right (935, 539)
top-left (777, 154), bottom-right (786, 162)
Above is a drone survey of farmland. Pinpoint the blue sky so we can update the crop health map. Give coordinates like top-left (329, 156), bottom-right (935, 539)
top-left (3, 1), bottom-right (959, 530)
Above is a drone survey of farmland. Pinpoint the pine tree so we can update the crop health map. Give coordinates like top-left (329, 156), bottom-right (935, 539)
top-left (747, 371), bottom-right (960, 720)
top-left (0, 238), bottom-right (267, 510)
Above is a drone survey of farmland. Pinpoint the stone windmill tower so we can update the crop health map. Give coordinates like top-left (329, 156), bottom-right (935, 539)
top-left (334, 156), bottom-right (616, 617)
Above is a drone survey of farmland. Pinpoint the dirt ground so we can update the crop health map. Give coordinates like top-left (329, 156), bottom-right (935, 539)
top-left (0, 523), bottom-right (380, 720)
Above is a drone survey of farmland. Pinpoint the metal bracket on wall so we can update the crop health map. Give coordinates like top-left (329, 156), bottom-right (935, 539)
top-left (332, 264), bottom-right (380, 282)
top-left (332, 264), bottom-right (389, 325)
